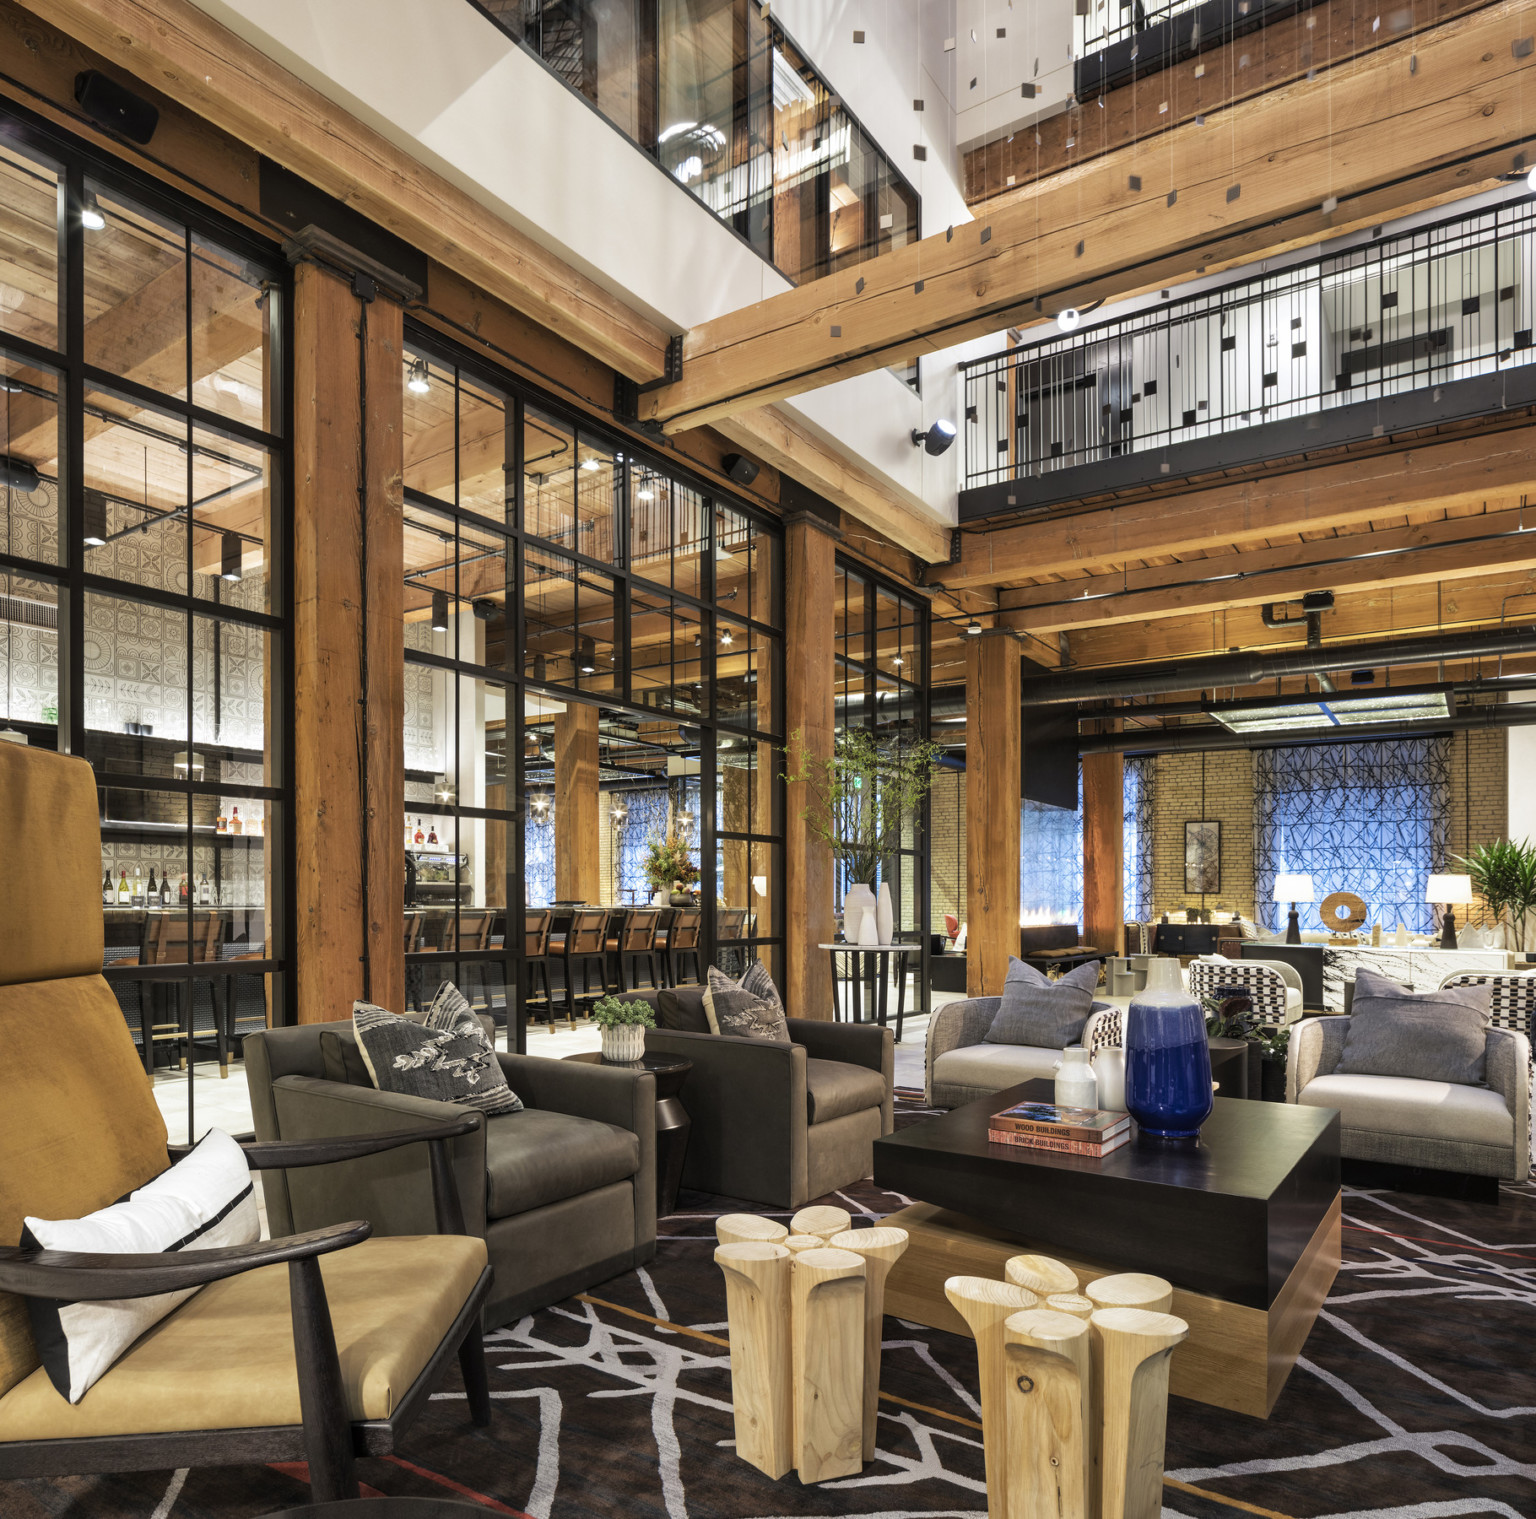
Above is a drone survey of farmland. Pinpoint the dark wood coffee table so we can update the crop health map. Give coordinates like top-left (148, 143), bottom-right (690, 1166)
top-left (873, 1078), bottom-right (1340, 1418)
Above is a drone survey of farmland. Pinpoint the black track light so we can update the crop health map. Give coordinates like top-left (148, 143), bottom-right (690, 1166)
top-left (1, 455), bottom-right (40, 495)
top-left (431, 590), bottom-right (449, 632)
top-left (578, 636), bottom-right (597, 675)
top-left (219, 532), bottom-right (243, 583)
top-left (83, 489), bottom-right (108, 547)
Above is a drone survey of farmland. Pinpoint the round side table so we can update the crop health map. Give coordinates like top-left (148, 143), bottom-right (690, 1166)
top-left (565, 1051), bottom-right (693, 1216)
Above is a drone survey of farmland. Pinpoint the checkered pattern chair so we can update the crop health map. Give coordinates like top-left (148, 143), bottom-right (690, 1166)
top-left (1187, 958), bottom-right (1302, 1029)
top-left (1440, 970), bottom-right (1536, 1168)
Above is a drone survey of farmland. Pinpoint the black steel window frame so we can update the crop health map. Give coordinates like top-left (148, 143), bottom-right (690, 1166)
top-left (402, 322), bottom-right (785, 1049)
top-left (833, 554), bottom-right (932, 1021)
top-left (0, 99), bottom-right (294, 1031)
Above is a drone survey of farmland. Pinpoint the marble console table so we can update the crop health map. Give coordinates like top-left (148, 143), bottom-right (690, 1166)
top-left (1322, 946), bottom-right (1517, 1011)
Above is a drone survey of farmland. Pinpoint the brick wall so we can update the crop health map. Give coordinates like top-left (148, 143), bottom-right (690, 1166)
top-left (929, 767), bottom-right (966, 934)
top-left (1150, 751), bottom-right (1258, 921)
top-left (1443, 726), bottom-right (1510, 929)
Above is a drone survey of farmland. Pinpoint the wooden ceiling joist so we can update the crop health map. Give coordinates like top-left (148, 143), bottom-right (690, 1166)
top-left (930, 422), bottom-right (1536, 590)
top-left (999, 507), bottom-right (1536, 631)
top-left (24, 0), bottom-right (673, 382)
top-left (640, 0), bottom-right (1536, 433)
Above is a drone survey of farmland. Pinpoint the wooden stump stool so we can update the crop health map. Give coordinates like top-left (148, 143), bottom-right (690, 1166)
top-left (717, 1214), bottom-right (788, 1248)
top-left (791, 1247), bottom-right (867, 1483)
top-left (1002, 1308), bottom-right (1092, 1519)
top-left (714, 1241), bottom-right (794, 1479)
top-left (944, 1276), bottom-right (1041, 1519)
top-left (1090, 1307), bottom-right (1188, 1519)
top-left (784, 1234), bottom-right (825, 1253)
top-left (1005, 1254), bottom-right (1079, 1297)
top-left (1084, 1273), bottom-right (1173, 1315)
top-left (829, 1226), bottom-right (909, 1461)
top-left (1044, 1293), bottom-right (1094, 1320)
top-left (791, 1205), bottom-right (852, 1242)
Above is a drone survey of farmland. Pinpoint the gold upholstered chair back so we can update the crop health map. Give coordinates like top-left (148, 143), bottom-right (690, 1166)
top-left (0, 743), bottom-right (170, 1399)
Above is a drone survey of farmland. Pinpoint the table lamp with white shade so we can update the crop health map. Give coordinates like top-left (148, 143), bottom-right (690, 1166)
top-left (1273, 872), bottom-right (1315, 945)
top-left (1426, 873), bottom-right (1474, 950)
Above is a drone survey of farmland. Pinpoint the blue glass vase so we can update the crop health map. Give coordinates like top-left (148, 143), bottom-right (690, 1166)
top-left (1124, 958), bottom-right (1213, 1139)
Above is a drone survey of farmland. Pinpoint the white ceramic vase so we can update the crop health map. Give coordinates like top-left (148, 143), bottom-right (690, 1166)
top-left (601, 1023), bottom-right (646, 1063)
top-left (1091, 1045), bottom-right (1127, 1111)
top-left (843, 882), bottom-right (876, 945)
top-left (1053, 1046), bottom-right (1098, 1110)
top-left (876, 882), bottom-right (894, 946)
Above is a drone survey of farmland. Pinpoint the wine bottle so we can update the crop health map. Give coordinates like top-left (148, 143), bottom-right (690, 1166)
top-left (147, 866), bottom-right (158, 900)
top-left (117, 869), bottom-right (130, 904)
top-left (160, 872), bottom-right (171, 907)
top-left (198, 872), bottom-right (211, 906)
top-left (131, 867), bottom-right (144, 907)
top-left (103, 869), bottom-right (114, 907)
top-left (229, 806), bottom-right (243, 836)
top-left (179, 874), bottom-right (189, 906)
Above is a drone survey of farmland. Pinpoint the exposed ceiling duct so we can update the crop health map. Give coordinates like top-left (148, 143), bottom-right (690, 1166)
top-left (1017, 623), bottom-right (1536, 706)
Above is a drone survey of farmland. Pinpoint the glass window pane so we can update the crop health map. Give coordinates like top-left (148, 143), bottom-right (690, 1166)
top-left (190, 235), bottom-right (272, 430)
top-left (191, 424), bottom-right (271, 612)
top-left (459, 375), bottom-right (510, 522)
top-left (659, 0), bottom-right (736, 205)
top-left (575, 432), bottom-right (618, 565)
top-left (1, 350), bottom-right (60, 564)
top-left (0, 570), bottom-right (59, 737)
top-left (631, 588), bottom-right (704, 712)
top-left (403, 348), bottom-right (456, 503)
top-left (524, 406), bottom-right (575, 547)
top-left (192, 613), bottom-right (269, 773)
top-left (718, 504), bottom-right (776, 626)
top-left (83, 185), bottom-right (186, 401)
top-left (83, 592), bottom-right (189, 769)
top-left (716, 614), bottom-right (774, 732)
top-left (83, 385), bottom-right (189, 596)
top-left (0, 145), bottom-right (58, 350)
top-left (457, 515), bottom-right (510, 667)
top-left (99, 785), bottom-right (191, 964)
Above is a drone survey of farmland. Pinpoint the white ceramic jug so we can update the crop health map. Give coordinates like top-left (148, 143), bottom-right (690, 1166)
top-left (1053, 1046), bottom-right (1098, 1110)
top-left (1091, 1045), bottom-right (1127, 1112)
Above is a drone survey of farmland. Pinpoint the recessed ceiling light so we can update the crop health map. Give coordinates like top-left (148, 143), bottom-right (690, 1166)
top-left (407, 358), bottom-right (431, 394)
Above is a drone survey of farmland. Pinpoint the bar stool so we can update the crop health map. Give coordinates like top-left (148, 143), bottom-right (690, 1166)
top-left (617, 907), bottom-right (665, 992)
top-left (403, 911), bottom-right (425, 1011)
top-left (133, 911), bottom-right (222, 1075)
top-left (561, 907), bottom-right (610, 1023)
top-left (666, 906), bottom-right (703, 986)
top-left (457, 909), bottom-right (499, 1019)
top-left (210, 908), bottom-right (268, 1076)
top-left (524, 908), bottom-right (555, 1030)
top-left (717, 905), bottom-right (748, 977)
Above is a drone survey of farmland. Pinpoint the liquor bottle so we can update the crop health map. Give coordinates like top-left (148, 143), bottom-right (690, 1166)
top-left (426, 822), bottom-right (439, 847)
top-left (413, 818), bottom-right (425, 847)
top-left (216, 807), bottom-right (227, 834)
top-left (405, 818), bottom-right (414, 851)
top-left (131, 866), bottom-right (144, 907)
top-left (159, 873), bottom-right (171, 907)
top-left (147, 866), bottom-right (158, 901)
top-left (117, 869), bottom-right (130, 904)
top-left (250, 813), bottom-right (262, 837)
top-left (229, 806), bottom-right (243, 836)
top-left (198, 872), bottom-right (211, 906)
top-left (102, 869), bottom-right (114, 907)
top-left (179, 874), bottom-right (189, 906)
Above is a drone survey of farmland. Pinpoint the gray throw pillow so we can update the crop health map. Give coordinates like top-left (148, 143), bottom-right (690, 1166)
top-left (320, 1029), bottom-right (372, 1087)
top-left (984, 957), bottom-right (1101, 1049)
top-left (740, 959), bottom-right (786, 1019)
top-left (1337, 968), bottom-right (1491, 1085)
top-left (703, 964), bottom-right (791, 1043)
top-left (353, 983), bottom-right (523, 1115)
top-left (657, 985), bottom-right (711, 1033)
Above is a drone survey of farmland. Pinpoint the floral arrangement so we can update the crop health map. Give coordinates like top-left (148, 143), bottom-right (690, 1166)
top-left (643, 823), bottom-right (699, 894)
top-left (591, 996), bottom-right (656, 1029)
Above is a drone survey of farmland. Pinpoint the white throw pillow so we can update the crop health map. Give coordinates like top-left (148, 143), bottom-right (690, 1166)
top-left (22, 1128), bottom-right (259, 1403)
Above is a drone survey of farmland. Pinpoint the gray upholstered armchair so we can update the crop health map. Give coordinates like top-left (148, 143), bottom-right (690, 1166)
top-left (245, 1021), bottom-right (657, 1327)
top-left (1287, 1016), bottom-right (1531, 1184)
top-left (926, 997), bottom-right (1115, 1109)
top-left (629, 988), bottom-right (893, 1208)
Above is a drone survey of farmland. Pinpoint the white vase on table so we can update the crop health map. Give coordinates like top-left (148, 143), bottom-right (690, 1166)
top-left (842, 881), bottom-right (876, 945)
top-left (1053, 1046), bottom-right (1098, 1110)
top-left (1091, 1045), bottom-right (1126, 1111)
top-left (875, 881), bottom-right (894, 945)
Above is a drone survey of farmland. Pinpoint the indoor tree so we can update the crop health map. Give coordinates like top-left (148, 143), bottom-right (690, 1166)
top-left (1456, 838), bottom-right (1536, 950)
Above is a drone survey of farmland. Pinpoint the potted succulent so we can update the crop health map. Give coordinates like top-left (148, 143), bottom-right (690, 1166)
top-left (1202, 990), bottom-right (1263, 1102)
top-left (591, 994), bottom-right (655, 1063)
top-left (783, 725), bottom-right (940, 945)
top-left (643, 820), bottom-right (699, 905)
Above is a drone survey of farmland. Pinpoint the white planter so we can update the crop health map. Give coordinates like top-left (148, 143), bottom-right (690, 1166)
top-left (1053, 1046), bottom-right (1098, 1110)
top-left (842, 882), bottom-right (876, 944)
top-left (601, 1023), bottom-right (646, 1063)
top-left (876, 882), bottom-right (894, 946)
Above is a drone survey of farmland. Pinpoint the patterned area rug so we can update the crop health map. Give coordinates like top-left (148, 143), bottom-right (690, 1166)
top-left (4, 1097), bottom-right (1534, 1519)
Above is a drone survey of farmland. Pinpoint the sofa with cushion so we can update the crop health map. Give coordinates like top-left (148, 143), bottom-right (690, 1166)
top-left (631, 983), bottom-right (893, 1208)
top-left (925, 959), bottom-right (1112, 1109)
top-left (1286, 970), bottom-right (1531, 1185)
top-left (245, 1020), bottom-right (657, 1327)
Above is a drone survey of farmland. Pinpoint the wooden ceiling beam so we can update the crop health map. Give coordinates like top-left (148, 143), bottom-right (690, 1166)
top-left (713, 405), bottom-right (950, 563)
top-left (640, 0), bottom-right (1536, 432)
top-left (25, 0), bottom-right (673, 381)
top-left (999, 509), bottom-right (1536, 631)
top-left (931, 422), bottom-right (1536, 589)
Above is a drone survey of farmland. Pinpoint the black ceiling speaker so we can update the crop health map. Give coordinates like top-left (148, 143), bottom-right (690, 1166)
top-left (721, 452), bottom-right (759, 486)
top-left (74, 71), bottom-right (160, 146)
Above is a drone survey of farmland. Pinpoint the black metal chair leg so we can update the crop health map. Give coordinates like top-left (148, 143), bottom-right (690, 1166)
top-left (138, 984), bottom-right (155, 1076)
top-left (212, 981), bottom-right (229, 1077)
top-left (458, 1325), bottom-right (492, 1426)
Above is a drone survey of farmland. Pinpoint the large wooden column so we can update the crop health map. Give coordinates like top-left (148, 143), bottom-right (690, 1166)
top-left (966, 630), bottom-right (1022, 997)
top-left (292, 259), bottom-right (405, 1022)
top-left (784, 513), bottom-right (838, 1020)
top-left (554, 701), bottom-right (601, 902)
top-left (1083, 752), bottom-right (1125, 957)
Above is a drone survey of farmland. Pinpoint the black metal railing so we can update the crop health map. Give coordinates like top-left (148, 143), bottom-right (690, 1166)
top-left (960, 195), bottom-right (1536, 516)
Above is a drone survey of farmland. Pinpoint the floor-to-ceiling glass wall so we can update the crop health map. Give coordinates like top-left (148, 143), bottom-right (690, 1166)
top-left (401, 328), bottom-right (783, 1047)
top-left (833, 560), bottom-right (930, 1020)
top-left (0, 107), bottom-right (289, 1108)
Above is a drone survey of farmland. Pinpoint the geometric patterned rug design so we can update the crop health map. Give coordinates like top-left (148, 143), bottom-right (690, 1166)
top-left (4, 1097), bottom-right (1533, 1519)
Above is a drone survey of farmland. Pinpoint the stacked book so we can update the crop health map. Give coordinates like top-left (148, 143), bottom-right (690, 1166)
top-left (988, 1099), bottom-right (1131, 1158)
